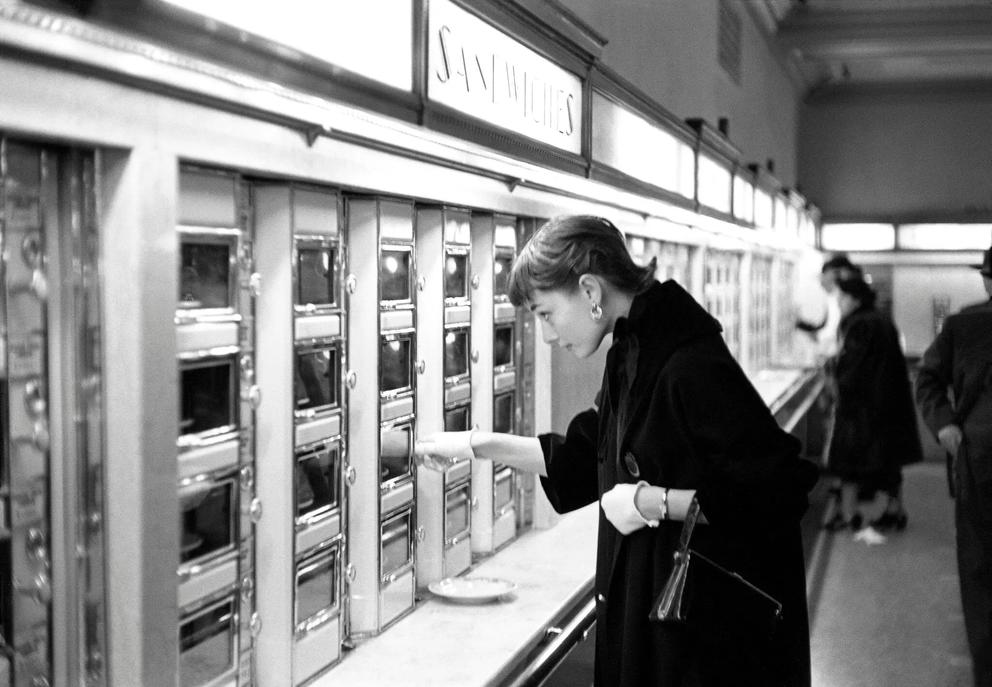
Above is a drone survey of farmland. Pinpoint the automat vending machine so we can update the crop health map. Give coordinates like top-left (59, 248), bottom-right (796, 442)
top-left (469, 214), bottom-right (527, 556)
top-left (415, 206), bottom-right (475, 590)
top-left (346, 197), bottom-right (419, 639)
top-left (175, 167), bottom-right (259, 687)
top-left (288, 187), bottom-right (347, 685)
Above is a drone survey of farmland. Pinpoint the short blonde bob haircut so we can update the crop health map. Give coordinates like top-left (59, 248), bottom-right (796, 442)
top-left (508, 215), bottom-right (655, 307)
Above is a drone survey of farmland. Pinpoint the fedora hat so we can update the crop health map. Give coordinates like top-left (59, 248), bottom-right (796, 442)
top-left (973, 245), bottom-right (992, 277)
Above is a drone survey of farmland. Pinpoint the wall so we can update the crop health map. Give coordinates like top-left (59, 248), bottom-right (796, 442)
top-left (559, 0), bottom-right (802, 185)
top-left (799, 89), bottom-right (992, 220)
top-left (543, 1), bottom-right (804, 431)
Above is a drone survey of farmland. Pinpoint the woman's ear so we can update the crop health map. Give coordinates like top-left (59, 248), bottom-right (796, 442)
top-left (577, 273), bottom-right (604, 305)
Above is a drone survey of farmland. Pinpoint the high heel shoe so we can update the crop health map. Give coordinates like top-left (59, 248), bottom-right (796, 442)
top-left (870, 510), bottom-right (908, 532)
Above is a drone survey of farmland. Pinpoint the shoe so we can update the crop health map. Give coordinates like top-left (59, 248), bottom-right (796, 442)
top-left (870, 510), bottom-right (908, 532)
top-left (823, 512), bottom-right (862, 532)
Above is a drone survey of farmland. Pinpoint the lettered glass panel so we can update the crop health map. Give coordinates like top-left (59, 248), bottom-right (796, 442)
top-left (754, 189), bottom-right (774, 230)
top-left (703, 249), bottom-right (742, 360)
top-left (733, 174), bottom-right (754, 224)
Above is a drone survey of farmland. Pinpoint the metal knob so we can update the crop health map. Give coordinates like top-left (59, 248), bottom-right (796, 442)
top-left (248, 498), bottom-right (263, 523)
top-left (416, 360), bottom-right (426, 374)
top-left (471, 275), bottom-right (481, 289)
top-left (416, 525), bottom-right (426, 543)
top-left (249, 612), bottom-right (262, 637)
top-left (16, 571), bottom-right (51, 605)
top-left (345, 465), bottom-right (357, 486)
top-left (346, 563), bottom-right (357, 584)
top-left (239, 465), bottom-right (255, 490)
top-left (248, 272), bottom-right (262, 297)
top-left (346, 371), bottom-right (358, 389)
top-left (241, 575), bottom-right (254, 603)
top-left (243, 384), bottom-right (262, 409)
top-left (416, 276), bottom-right (426, 292)
top-left (471, 350), bottom-right (479, 363)
top-left (471, 497), bottom-right (480, 511)
top-left (346, 274), bottom-right (358, 295)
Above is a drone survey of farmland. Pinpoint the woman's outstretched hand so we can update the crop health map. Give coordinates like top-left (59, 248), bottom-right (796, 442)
top-left (414, 430), bottom-right (476, 462)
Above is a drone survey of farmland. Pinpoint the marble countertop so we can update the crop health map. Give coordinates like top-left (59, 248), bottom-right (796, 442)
top-left (318, 503), bottom-right (599, 687)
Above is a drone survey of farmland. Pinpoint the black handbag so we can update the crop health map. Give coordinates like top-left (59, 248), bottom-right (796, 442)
top-left (650, 496), bottom-right (783, 645)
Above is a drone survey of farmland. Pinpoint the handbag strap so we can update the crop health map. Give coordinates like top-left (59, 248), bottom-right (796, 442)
top-left (677, 496), bottom-right (702, 553)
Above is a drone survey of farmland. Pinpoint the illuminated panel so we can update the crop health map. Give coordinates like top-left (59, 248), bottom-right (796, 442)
top-left (754, 189), bottom-right (774, 230)
top-left (159, 0), bottom-right (414, 91)
top-left (592, 93), bottom-right (694, 197)
top-left (899, 223), bottom-right (992, 250)
top-left (697, 154), bottom-right (732, 214)
top-left (821, 223), bottom-right (896, 252)
top-left (733, 175), bottom-right (754, 223)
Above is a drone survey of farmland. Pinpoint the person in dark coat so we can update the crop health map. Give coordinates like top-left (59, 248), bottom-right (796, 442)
top-left (915, 245), bottom-right (992, 687)
top-left (824, 276), bottom-right (922, 531)
top-left (416, 215), bottom-right (817, 687)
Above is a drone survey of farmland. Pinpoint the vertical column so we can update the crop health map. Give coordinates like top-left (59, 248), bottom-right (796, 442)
top-left (252, 184), bottom-right (294, 687)
top-left (101, 146), bottom-right (179, 687)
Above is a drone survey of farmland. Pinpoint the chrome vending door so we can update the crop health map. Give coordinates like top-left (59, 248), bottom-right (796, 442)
top-left (1, 139), bottom-right (108, 687)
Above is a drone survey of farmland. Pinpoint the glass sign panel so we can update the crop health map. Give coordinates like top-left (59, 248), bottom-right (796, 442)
top-left (428, 0), bottom-right (582, 154)
top-left (159, 0), bottom-right (413, 91)
top-left (821, 223), bottom-right (896, 252)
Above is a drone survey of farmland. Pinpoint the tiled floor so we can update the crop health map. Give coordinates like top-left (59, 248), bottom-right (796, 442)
top-left (811, 462), bottom-right (974, 687)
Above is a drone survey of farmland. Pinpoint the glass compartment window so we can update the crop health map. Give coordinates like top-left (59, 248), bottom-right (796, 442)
top-left (703, 250), bottom-right (742, 360)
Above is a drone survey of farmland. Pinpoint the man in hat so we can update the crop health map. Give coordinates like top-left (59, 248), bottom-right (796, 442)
top-left (916, 244), bottom-right (992, 687)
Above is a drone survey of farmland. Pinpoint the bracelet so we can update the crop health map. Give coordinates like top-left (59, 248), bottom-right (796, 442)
top-left (660, 488), bottom-right (669, 521)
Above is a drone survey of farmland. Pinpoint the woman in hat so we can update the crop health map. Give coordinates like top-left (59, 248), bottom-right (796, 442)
top-left (825, 276), bottom-right (923, 531)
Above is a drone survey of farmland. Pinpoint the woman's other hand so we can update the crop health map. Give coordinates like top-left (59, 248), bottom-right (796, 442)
top-left (600, 482), bottom-right (657, 535)
top-left (937, 424), bottom-right (963, 456)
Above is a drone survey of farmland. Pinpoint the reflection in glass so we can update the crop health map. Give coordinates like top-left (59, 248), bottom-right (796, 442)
top-left (179, 598), bottom-right (236, 687)
top-left (444, 329), bottom-right (468, 379)
top-left (381, 512), bottom-right (411, 579)
top-left (444, 252), bottom-right (468, 300)
top-left (494, 324), bottom-right (513, 368)
top-left (444, 405), bottom-right (469, 431)
top-left (296, 445), bottom-right (339, 520)
top-left (295, 346), bottom-right (339, 413)
top-left (445, 487), bottom-right (470, 542)
top-left (380, 249), bottom-right (411, 302)
top-left (495, 469), bottom-right (514, 510)
top-left (180, 358), bottom-right (236, 437)
top-left (180, 241), bottom-right (231, 309)
top-left (494, 392), bottom-right (514, 434)
top-left (180, 480), bottom-right (235, 564)
top-left (493, 255), bottom-right (513, 298)
top-left (380, 425), bottom-right (411, 484)
top-left (295, 547), bottom-right (338, 629)
top-left (380, 336), bottom-right (412, 394)
top-left (297, 246), bottom-right (336, 307)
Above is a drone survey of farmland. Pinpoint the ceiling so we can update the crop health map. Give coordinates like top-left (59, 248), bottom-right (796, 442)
top-left (754, 0), bottom-right (992, 99)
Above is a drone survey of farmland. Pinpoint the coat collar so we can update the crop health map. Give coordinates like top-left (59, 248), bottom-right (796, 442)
top-left (612, 279), bottom-right (722, 364)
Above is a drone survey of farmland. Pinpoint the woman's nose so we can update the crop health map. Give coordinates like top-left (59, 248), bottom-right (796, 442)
top-left (539, 320), bottom-right (558, 344)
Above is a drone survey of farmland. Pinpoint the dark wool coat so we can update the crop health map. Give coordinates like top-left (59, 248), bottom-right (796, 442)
top-left (826, 304), bottom-right (923, 489)
top-left (538, 280), bottom-right (817, 687)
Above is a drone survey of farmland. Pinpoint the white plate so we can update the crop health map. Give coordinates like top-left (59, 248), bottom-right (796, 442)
top-left (428, 576), bottom-right (517, 604)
